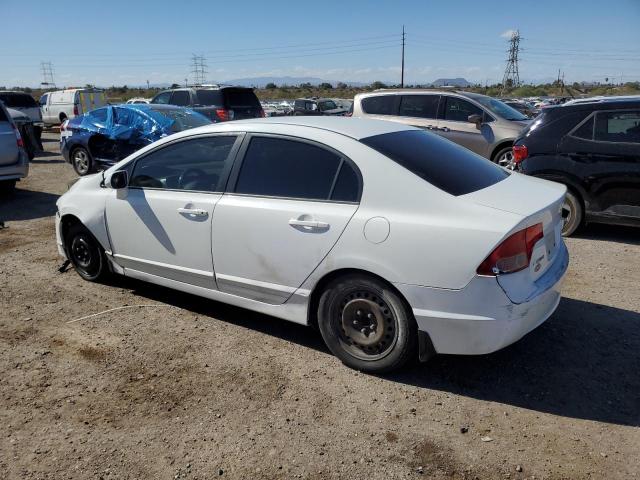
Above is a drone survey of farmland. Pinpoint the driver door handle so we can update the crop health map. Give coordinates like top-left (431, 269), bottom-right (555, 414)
top-left (177, 207), bottom-right (208, 217)
top-left (289, 218), bottom-right (330, 229)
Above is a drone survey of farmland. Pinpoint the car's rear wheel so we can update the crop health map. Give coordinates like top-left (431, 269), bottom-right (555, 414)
top-left (65, 224), bottom-right (108, 281)
top-left (561, 190), bottom-right (583, 237)
top-left (318, 274), bottom-right (417, 373)
top-left (71, 147), bottom-right (93, 176)
top-left (493, 146), bottom-right (514, 167)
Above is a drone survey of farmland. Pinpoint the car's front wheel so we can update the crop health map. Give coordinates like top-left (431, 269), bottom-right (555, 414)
top-left (65, 224), bottom-right (108, 281)
top-left (318, 274), bottom-right (417, 373)
top-left (493, 146), bottom-right (514, 167)
top-left (561, 190), bottom-right (583, 237)
top-left (71, 147), bottom-right (93, 176)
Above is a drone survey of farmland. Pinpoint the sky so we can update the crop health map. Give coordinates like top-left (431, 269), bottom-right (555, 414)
top-left (1, 0), bottom-right (639, 88)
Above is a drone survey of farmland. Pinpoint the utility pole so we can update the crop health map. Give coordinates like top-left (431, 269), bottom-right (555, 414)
top-left (500, 30), bottom-right (521, 94)
top-left (146, 79), bottom-right (150, 90)
top-left (400, 25), bottom-right (405, 88)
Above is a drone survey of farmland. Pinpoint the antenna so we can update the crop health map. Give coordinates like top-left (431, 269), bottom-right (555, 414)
top-left (40, 61), bottom-right (56, 89)
top-left (500, 30), bottom-right (521, 94)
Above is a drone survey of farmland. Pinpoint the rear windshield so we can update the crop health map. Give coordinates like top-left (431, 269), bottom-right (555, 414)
top-left (0, 93), bottom-right (38, 108)
top-left (195, 89), bottom-right (224, 106)
top-left (361, 130), bottom-right (509, 196)
top-left (150, 108), bottom-right (212, 131)
top-left (224, 89), bottom-right (261, 108)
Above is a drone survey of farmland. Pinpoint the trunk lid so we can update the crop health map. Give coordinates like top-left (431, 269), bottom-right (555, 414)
top-left (462, 172), bottom-right (567, 303)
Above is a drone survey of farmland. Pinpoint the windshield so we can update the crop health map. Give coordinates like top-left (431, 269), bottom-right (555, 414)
top-left (151, 108), bottom-right (212, 131)
top-left (318, 100), bottom-right (338, 111)
top-left (0, 93), bottom-right (38, 108)
top-left (473, 96), bottom-right (528, 121)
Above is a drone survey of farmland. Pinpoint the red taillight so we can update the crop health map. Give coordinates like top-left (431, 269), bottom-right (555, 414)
top-left (13, 124), bottom-right (24, 148)
top-left (512, 144), bottom-right (528, 164)
top-left (215, 109), bottom-right (235, 121)
top-left (73, 104), bottom-right (79, 116)
top-left (477, 223), bottom-right (544, 276)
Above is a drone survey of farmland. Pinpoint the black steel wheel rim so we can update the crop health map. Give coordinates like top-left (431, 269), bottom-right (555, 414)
top-left (334, 289), bottom-right (398, 361)
top-left (70, 234), bottom-right (99, 276)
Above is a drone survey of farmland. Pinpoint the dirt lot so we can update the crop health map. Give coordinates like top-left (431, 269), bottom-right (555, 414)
top-left (0, 133), bottom-right (638, 480)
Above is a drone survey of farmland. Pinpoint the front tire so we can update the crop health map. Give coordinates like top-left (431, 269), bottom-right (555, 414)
top-left (318, 274), bottom-right (417, 373)
top-left (65, 224), bottom-right (108, 281)
top-left (71, 147), bottom-right (93, 176)
top-left (493, 146), bottom-right (514, 167)
top-left (561, 190), bottom-right (583, 237)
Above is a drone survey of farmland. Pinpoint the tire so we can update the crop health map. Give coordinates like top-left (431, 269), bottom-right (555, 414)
top-left (561, 190), bottom-right (583, 237)
top-left (317, 274), bottom-right (418, 373)
top-left (65, 224), bottom-right (108, 282)
top-left (493, 146), bottom-right (514, 167)
top-left (71, 147), bottom-right (93, 176)
top-left (0, 180), bottom-right (16, 196)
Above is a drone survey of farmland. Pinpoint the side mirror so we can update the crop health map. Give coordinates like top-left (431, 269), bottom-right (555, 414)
top-left (110, 170), bottom-right (128, 189)
top-left (468, 114), bottom-right (483, 128)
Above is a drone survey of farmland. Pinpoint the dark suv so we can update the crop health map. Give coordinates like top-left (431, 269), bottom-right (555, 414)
top-left (151, 85), bottom-right (264, 123)
top-left (293, 98), bottom-right (347, 116)
top-left (512, 98), bottom-right (640, 235)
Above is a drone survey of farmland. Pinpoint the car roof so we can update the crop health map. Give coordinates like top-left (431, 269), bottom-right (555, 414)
top-left (216, 116), bottom-right (411, 140)
top-left (549, 98), bottom-right (640, 113)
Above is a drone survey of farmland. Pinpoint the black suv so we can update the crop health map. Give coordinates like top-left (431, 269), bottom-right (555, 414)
top-left (512, 98), bottom-right (640, 235)
top-left (151, 85), bottom-right (264, 123)
top-left (293, 98), bottom-right (347, 116)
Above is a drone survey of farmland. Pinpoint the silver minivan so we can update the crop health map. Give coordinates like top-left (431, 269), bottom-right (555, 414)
top-left (353, 89), bottom-right (530, 165)
top-left (0, 101), bottom-right (29, 193)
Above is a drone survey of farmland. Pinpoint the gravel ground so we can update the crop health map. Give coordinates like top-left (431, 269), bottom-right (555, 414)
top-left (0, 133), bottom-right (638, 480)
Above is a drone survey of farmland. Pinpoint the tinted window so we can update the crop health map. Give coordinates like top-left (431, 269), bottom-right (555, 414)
top-left (443, 97), bottom-right (483, 122)
top-left (595, 110), bottom-right (640, 143)
top-left (130, 136), bottom-right (237, 192)
top-left (196, 89), bottom-right (223, 106)
top-left (399, 95), bottom-right (439, 119)
top-left (39, 94), bottom-right (48, 106)
top-left (331, 162), bottom-right (360, 202)
top-left (90, 108), bottom-right (108, 124)
top-left (572, 116), bottom-right (594, 140)
top-left (471, 96), bottom-right (528, 121)
top-left (361, 95), bottom-right (397, 115)
top-left (0, 93), bottom-right (38, 108)
top-left (150, 108), bottom-right (211, 131)
top-left (235, 137), bottom-right (342, 200)
top-left (152, 92), bottom-right (172, 104)
top-left (360, 130), bottom-right (508, 196)
top-left (224, 89), bottom-right (260, 108)
top-left (318, 100), bottom-right (337, 111)
top-left (171, 90), bottom-right (191, 106)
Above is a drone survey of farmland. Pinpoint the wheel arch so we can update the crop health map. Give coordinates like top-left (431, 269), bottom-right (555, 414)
top-left (490, 140), bottom-right (515, 162)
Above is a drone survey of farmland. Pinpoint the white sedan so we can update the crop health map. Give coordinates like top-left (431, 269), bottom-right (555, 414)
top-left (55, 117), bottom-right (569, 372)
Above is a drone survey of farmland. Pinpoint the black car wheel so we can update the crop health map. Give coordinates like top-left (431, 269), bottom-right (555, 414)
top-left (71, 147), bottom-right (93, 176)
top-left (66, 224), bottom-right (108, 281)
top-left (318, 274), bottom-right (418, 373)
top-left (561, 190), bottom-right (583, 237)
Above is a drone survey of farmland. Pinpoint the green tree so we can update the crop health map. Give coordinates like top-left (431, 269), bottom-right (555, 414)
top-left (336, 82), bottom-right (348, 89)
top-left (370, 81), bottom-right (388, 89)
top-left (265, 82), bottom-right (278, 89)
top-left (319, 82), bottom-right (333, 89)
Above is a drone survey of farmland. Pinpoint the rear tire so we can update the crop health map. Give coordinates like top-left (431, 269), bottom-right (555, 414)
top-left (561, 190), bottom-right (583, 237)
top-left (65, 224), bottom-right (108, 282)
top-left (493, 146), bottom-right (514, 167)
top-left (317, 274), bottom-right (417, 373)
top-left (71, 147), bottom-right (93, 176)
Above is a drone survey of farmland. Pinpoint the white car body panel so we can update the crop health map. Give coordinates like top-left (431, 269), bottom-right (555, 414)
top-left (55, 117), bottom-right (569, 357)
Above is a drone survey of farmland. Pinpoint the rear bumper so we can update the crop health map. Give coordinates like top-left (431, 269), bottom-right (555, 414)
top-left (395, 244), bottom-right (569, 355)
top-left (0, 149), bottom-right (29, 181)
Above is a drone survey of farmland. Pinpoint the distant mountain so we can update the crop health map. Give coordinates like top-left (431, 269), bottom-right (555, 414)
top-left (430, 78), bottom-right (472, 88)
top-left (221, 76), bottom-right (366, 88)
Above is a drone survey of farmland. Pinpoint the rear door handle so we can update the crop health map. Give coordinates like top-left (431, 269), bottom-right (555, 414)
top-left (289, 218), bottom-right (330, 229)
top-left (177, 207), bottom-right (208, 217)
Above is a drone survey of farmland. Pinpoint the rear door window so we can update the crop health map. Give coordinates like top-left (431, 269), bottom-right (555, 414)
top-left (361, 95), bottom-right (398, 115)
top-left (170, 90), bottom-right (191, 106)
top-left (152, 92), bottom-right (172, 104)
top-left (361, 130), bottom-right (508, 196)
top-left (399, 95), bottom-right (439, 119)
top-left (442, 97), bottom-right (483, 122)
top-left (595, 110), bottom-right (640, 143)
top-left (234, 136), bottom-right (345, 201)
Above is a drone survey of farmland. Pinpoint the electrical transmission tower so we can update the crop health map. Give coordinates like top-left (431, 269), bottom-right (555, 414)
top-left (501, 30), bottom-right (521, 93)
top-left (190, 54), bottom-right (208, 85)
top-left (40, 61), bottom-right (56, 88)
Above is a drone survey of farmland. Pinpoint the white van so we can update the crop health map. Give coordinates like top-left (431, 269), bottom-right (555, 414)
top-left (39, 89), bottom-right (107, 126)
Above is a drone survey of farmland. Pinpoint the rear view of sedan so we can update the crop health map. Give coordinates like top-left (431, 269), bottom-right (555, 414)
top-left (55, 117), bottom-right (568, 373)
top-left (61, 104), bottom-right (211, 175)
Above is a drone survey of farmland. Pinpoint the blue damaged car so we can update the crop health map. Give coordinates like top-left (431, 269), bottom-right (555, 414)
top-left (60, 104), bottom-right (211, 176)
